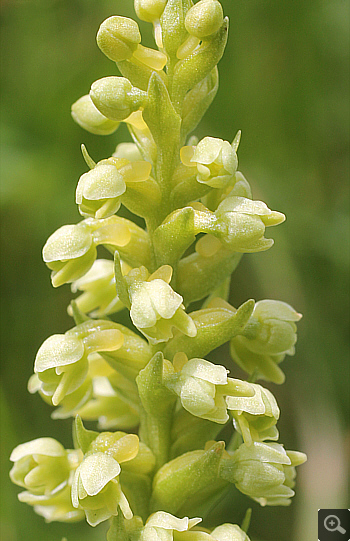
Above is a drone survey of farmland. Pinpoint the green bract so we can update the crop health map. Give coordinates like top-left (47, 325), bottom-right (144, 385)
top-left (10, 0), bottom-right (306, 539)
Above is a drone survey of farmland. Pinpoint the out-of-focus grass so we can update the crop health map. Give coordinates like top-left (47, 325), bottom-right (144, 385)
top-left (1, 1), bottom-right (348, 540)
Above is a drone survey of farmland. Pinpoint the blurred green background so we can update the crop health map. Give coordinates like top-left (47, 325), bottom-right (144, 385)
top-left (1, 0), bottom-right (349, 540)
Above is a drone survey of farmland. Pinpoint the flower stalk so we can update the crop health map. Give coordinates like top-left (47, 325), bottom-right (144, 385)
top-left (9, 1), bottom-right (306, 539)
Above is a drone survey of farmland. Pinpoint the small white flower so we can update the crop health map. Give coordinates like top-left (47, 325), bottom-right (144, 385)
top-left (71, 452), bottom-right (132, 526)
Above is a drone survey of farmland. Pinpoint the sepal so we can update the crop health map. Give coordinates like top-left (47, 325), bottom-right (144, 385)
top-left (74, 415), bottom-right (99, 454)
top-left (18, 484), bottom-right (85, 523)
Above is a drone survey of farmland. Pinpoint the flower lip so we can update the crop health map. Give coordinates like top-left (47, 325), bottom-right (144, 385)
top-left (76, 165), bottom-right (126, 204)
top-left (73, 452), bottom-right (121, 501)
top-left (43, 225), bottom-right (92, 263)
top-left (34, 334), bottom-right (84, 373)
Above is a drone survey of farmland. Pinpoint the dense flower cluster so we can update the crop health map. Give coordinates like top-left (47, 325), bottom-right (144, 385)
top-left (10, 1), bottom-right (306, 539)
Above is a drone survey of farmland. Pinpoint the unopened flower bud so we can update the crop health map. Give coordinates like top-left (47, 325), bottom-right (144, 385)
top-left (185, 0), bottom-right (224, 39)
top-left (210, 523), bottom-right (251, 541)
top-left (113, 142), bottom-right (142, 162)
top-left (71, 95), bottom-right (120, 135)
top-left (97, 16), bottom-right (141, 62)
top-left (90, 77), bottom-right (147, 122)
top-left (134, 0), bottom-right (168, 22)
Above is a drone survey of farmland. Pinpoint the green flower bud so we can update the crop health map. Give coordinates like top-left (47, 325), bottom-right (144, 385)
top-left (71, 94), bottom-right (121, 136)
top-left (226, 383), bottom-right (280, 446)
top-left (210, 523), bottom-right (251, 541)
top-left (71, 452), bottom-right (132, 526)
top-left (42, 222), bottom-right (97, 288)
top-left (71, 94), bottom-right (120, 135)
top-left (97, 16), bottom-right (141, 62)
top-left (142, 512), bottom-right (202, 540)
top-left (113, 142), bottom-right (143, 162)
top-left (221, 442), bottom-right (306, 507)
top-left (34, 321), bottom-right (124, 406)
top-left (214, 196), bottom-right (285, 253)
top-left (230, 300), bottom-right (302, 384)
top-left (90, 77), bottom-right (147, 122)
top-left (10, 438), bottom-right (71, 495)
top-left (185, 0), bottom-right (224, 39)
top-left (180, 137), bottom-right (238, 189)
top-left (126, 265), bottom-right (197, 344)
top-left (69, 259), bottom-right (130, 318)
top-left (135, 0), bottom-right (168, 23)
top-left (18, 484), bottom-right (85, 523)
top-left (97, 16), bottom-right (167, 70)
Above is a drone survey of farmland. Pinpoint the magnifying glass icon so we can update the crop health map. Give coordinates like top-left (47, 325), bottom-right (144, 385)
top-left (324, 515), bottom-right (346, 534)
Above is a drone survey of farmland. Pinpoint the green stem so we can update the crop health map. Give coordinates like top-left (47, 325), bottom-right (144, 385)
top-left (226, 430), bottom-right (242, 453)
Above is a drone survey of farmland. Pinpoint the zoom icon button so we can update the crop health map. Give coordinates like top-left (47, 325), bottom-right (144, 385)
top-left (319, 509), bottom-right (350, 540)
